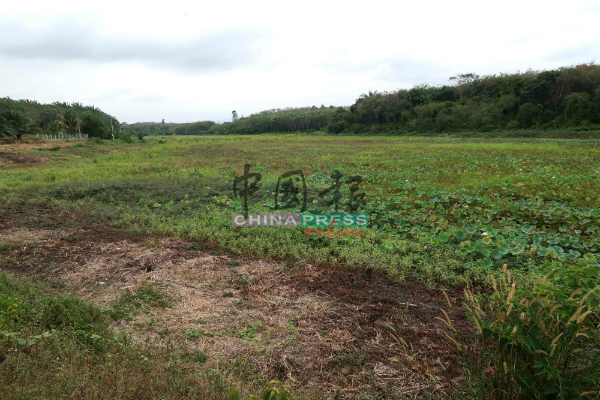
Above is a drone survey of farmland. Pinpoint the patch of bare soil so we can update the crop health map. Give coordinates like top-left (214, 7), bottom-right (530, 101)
top-left (0, 151), bottom-right (51, 164)
top-left (0, 140), bottom-right (84, 151)
top-left (0, 223), bottom-right (476, 398)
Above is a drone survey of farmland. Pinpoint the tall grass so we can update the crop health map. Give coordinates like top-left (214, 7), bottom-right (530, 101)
top-left (465, 263), bottom-right (600, 398)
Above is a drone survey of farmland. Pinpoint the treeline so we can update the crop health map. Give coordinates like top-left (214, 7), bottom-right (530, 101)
top-left (0, 97), bottom-right (119, 139)
top-left (248, 105), bottom-right (336, 117)
top-left (179, 63), bottom-right (600, 136)
top-left (4, 63), bottom-right (598, 140)
top-left (132, 106), bottom-right (340, 136)
top-left (207, 106), bottom-right (339, 135)
top-left (124, 121), bottom-right (216, 136)
top-left (327, 63), bottom-right (600, 134)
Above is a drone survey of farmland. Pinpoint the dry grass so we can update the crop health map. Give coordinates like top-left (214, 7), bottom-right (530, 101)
top-left (0, 224), bottom-right (477, 399)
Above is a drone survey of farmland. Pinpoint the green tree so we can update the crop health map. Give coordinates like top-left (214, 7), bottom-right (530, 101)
top-left (59, 110), bottom-right (81, 135)
top-left (517, 103), bottom-right (540, 128)
top-left (449, 73), bottom-right (479, 99)
top-left (46, 120), bottom-right (64, 135)
top-left (327, 107), bottom-right (349, 134)
top-left (563, 92), bottom-right (591, 124)
top-left (0, 117), bottom-right (11, 138)
top-left (1, 110), bottom-right (39, 139)
top-left (81, 114), bottom-right (109, 138)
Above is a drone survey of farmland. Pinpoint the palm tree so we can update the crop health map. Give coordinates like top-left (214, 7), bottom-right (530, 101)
top-left (46, 120), bottom-right (64, 135)
top-left (0, 117), bottom-right (12, 138)
top-left (1, 110), bottom-right (39, 140)
top-left (58, 110), bottom-right (80, 134)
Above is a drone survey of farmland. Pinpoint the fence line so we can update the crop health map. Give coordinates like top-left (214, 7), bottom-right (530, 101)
top-left (37, 134), bottom-right (89, 140)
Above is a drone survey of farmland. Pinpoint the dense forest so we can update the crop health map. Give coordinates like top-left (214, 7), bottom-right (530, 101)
top-left (0, 97), bottom-right (120, 140)
top-left (1, 63), bottom-right (598, 139)
top-left (326, 63), bottom-right (600, 134)
top-left (220, 63), bottom-right (599, 135)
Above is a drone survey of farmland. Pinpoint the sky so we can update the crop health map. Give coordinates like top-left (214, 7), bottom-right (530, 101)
top-left (1, 0), bottom-right (599, 123)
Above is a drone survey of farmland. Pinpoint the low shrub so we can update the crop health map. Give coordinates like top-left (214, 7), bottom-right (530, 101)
top-left (465, 263), bottom-right (600, 398)
top-left (87, 137), bottom-right (105, 145)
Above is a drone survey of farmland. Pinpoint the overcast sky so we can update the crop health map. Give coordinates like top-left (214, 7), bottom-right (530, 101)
top-left (1, 1), bottom-right (598, 123)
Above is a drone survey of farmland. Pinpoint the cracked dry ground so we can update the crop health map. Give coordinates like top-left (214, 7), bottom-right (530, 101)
top-left (0, 217), bottom-right (477, 399)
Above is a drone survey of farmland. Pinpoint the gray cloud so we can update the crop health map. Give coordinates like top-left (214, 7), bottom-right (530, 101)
top-left (0, 19), bottom-right (266, 72)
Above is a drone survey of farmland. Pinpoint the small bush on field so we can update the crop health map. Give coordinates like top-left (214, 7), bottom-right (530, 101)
top-left (0, 240), bottom-right (15, 253)
top-left (0, 294), bottom-right (21, 331)
top-left (185, 327), bottom-right (216, 340)
top-left (465, 263), bottom-right (600, 399)
top-left (60, 235), bottom-right (86, 243)
top-left (180, 348), bottom-right (208, 363)
top-left (119, 135), bottom-right (134, 144)
top-left (109, 283), bottom-right (172, 320)
top-left (87, 137), bottom-right (104, 145)
top-left (40, 296), bottom-right (105, 331)
top-left (188, 243), bottom-right (203, 250)
top-left (335, 348), bottom-right (369, 370)
top-left (228, 381), bottom-right (291, 400)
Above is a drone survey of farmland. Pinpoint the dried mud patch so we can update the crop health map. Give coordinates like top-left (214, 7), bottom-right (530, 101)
top-left (0, 225), bottom-right (476, 398)
top-left (0, 141), bottom-right (82, 151)
top-left (0, 154), bottom-right (51, 164)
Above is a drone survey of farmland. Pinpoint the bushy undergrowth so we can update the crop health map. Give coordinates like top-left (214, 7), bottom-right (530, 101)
top-left (465, 263), bottom-right (600, 399)
top-left (109, 282), bottom-right (173, 320)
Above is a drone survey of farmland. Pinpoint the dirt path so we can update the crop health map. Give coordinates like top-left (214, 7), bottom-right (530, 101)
top-left (0, 221), bottom-right (477, 398)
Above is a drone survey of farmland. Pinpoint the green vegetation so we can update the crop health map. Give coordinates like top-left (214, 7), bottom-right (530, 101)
top-left (1, 135), bottom-right (599, 286)
top-left (1, 133), bottom-right (599, 398)
top-left (0, 98), bottom-right (119, 139)
top-left (464, 263), bottom-right (600, 398)
top-left (118, 107), bottom-right (338, 137)
top-left (109, 282), bottom-right (173, 321)
top-left (228, 381), bottom-right (291, 400)
top-left (0, 109), bottom-right (40, 139)
top-left (0, 270), bottom-right (282, 399)
top-left (125, 120), bottom-right (217, 136)
top-left (132, 63), bottom-right (600, 137)
top-left (4, 63), bottom-right (599, 140)
top-left (330, 63), bottom-right (600, 135)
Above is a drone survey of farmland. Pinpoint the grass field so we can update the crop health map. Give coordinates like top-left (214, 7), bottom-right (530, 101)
top-left (1, 135), bottom-right (599, 399)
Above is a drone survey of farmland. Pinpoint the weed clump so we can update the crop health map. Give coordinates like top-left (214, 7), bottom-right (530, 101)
top-left (109, 282), bottom-right (172, 320)
top-left (180, 348), bottom-right (208, 363)
top-left (60, 235), bottom-right (86, 243)
top-left (465, 263), bottom-right (600, 398)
